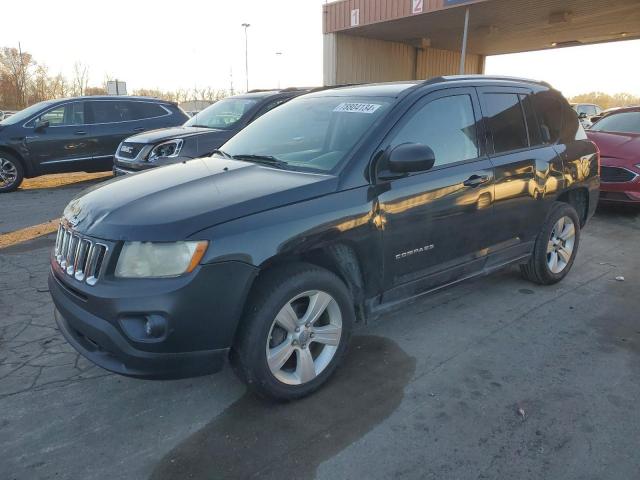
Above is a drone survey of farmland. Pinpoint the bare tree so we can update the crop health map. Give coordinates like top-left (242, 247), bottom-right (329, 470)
top-left (71, 61), bottom-right (89, 96)
top-left (0, 46), bottom-right (36, 108)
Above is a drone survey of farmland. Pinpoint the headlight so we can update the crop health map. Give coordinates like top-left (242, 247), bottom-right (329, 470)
top-left (115, 241), bottom-right (208, 278)
top-left (147, 139), bottom-right (183, 162)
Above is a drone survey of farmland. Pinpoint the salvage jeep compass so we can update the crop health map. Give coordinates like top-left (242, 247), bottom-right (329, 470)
top-left (49, 76), bottom-right (600, 400)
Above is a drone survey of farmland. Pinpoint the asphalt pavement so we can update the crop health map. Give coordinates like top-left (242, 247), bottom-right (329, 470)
top-left (1, 181), bottom-right (639, 480)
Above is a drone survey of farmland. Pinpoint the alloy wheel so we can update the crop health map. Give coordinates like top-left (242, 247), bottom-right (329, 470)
top-left (266, 290), bottom-right (342, 385)
top-left (0, 157), bottom-right (18, 188)
top-left (547, 216), bottom-right (576, 274)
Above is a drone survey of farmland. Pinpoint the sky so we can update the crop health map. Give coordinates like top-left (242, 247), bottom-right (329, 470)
top-left (2, 0), bottom-right (639, 98)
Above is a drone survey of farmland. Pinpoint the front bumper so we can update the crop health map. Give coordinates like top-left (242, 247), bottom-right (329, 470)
top-left (49, 260), bottom-right (258, 379)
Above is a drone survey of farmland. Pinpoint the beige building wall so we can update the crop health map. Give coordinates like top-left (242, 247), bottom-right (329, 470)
top-left (324, 33), bottom-right (484, 85)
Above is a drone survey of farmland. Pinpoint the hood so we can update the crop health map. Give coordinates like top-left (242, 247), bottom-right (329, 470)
top-left (127, 126), bottom-right (227, 144)
top-left (587, 130), bottom-right (640, 164)
top-left (63, 157), bottom-right (338, 241)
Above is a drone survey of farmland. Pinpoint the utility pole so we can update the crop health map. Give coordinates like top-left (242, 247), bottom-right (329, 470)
top-left (459, 8), bottom-right (470, 75)
top-left (275, 52), bottom-right (283, 89)
top-left (241, 23), bottom-right (251, 92)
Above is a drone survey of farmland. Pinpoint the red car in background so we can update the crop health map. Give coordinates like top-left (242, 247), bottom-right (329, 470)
top-left (587, 107), bottom-right (640, 205)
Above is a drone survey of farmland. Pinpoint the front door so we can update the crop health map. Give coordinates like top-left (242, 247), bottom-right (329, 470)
top-left (376, 88), bottom-right (495, 302)
top-left (25, 101), bottom-right (95, 173)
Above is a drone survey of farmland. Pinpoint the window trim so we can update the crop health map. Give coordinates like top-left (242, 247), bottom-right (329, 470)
top-left (373, 87), bottom-right (486, 181)
top-left (23, 101), bottom-right (87, 128)
top-left (85, 100), bottom-right (171, 125)
top-left (24, 100), bottom-right (171, 128)
top-left (477, 87), bottom-right (536, 156)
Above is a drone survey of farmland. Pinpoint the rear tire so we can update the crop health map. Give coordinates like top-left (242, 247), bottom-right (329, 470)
top-left (232, 263), bottom-right (354, 401)
top-left (0, 152), bottom-right (24, 193)
top-left (520, 202), bottom-right (581, 285)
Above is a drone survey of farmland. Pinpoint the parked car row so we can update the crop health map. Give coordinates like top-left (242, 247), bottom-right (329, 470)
top-left (113, 88), bottom-right (309, 175)
top-left (0, 89), bottom-right (310, 192)
top-left (49, 76), bottom-right (601, 400)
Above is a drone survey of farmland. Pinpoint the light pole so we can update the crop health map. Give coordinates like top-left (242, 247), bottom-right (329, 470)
top-left (241, 23), bottom-right (250, 92)
top-left (275, 52), bottom-right (283, 89)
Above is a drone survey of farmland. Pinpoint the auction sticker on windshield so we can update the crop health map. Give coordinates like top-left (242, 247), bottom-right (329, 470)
top-left (334, 103), bottom-right (382, 114)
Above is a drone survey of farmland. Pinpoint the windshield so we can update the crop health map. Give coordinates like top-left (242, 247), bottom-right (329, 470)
top-left (221, 96), bottom-right (392, 173)
top-left (0, 100), bottom-right (54, 125)
top-left (184, 98), bottom-right (258, 129)
top-left (591, 111), bottom-right (640, 134)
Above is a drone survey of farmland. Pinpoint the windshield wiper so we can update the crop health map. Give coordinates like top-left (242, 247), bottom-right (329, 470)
top-left (232, 154), bottom-right (289, 169)
top-left (189, 124), bottom-right (211, 128)
top-left (210, 149), bottom-right (233, 159)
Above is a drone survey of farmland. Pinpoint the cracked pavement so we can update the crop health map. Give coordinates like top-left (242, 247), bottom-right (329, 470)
top-left (1, 191), bottom-right (639, 479)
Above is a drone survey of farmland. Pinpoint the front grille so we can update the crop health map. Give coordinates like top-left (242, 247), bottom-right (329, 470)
top-left (54, 223), bottom-right (108, 286)
top-left (601, 166), bottom-right (637, 183)
top-left (117, 142), bottom-right (145, 159)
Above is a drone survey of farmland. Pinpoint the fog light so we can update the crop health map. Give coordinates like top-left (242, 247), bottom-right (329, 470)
top-left (145, 316), bottom-right (167, 338)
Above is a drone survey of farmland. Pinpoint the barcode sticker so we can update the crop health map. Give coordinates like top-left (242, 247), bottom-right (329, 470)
top-left (333, 103), bottom-right (382, 114)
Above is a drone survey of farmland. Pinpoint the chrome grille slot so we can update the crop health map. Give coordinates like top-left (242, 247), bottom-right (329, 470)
top-left (53, 222), bottom-right (108, 286)
top-left (86, 244), bottom-right (107, 286)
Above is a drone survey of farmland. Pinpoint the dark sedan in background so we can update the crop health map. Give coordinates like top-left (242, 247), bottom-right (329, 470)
top-left (0, 96), bottom-right (188, 192)
top-left (588, 107), bottom-right (640, 205)
top-left (112, 89), bottom-right (309, 175)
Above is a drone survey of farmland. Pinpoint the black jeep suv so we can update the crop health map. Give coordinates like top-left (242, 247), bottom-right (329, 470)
top-left (112, 89), bottom-right (309, 175)
top-left (0, 96), bottom-right (188, 192)
top-left (49, 76), bottom-right (599, 400)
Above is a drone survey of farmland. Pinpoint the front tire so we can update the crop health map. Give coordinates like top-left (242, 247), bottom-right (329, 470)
top-left (0, 152), bottom-right (24, 193)
top-left (520, 202), bottom-right (581, 285)
top-left (232, 263), bottom-right (354, 401)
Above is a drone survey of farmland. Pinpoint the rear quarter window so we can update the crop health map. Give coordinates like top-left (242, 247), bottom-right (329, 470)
top-left (532, 91), bottom-right (562, 144)
top-left (130, 102), bottom-right (168, 120)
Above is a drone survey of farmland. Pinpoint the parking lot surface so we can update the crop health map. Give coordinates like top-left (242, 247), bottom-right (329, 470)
top-left (1, 182), bottom-right (639, 480)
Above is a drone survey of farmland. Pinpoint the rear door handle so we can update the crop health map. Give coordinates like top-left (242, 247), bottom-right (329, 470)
top-left (74, 130), bottom-right (87, 135)
top-left (134, 127), bottom-right (146, 132)
top-left (463, 174), bottom-right (490, 188)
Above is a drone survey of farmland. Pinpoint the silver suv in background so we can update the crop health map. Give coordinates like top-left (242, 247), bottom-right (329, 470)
top-left (571, 103), bottom-right (602, 129)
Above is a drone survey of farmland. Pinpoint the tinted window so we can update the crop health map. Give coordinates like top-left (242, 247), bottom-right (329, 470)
top-left (185, 98), bottom-right (259, 129)
top-left (520, 94), bottom-right (541, 146)
top-left (532, 91), bottom-right (562, 144)
top-left (38, 102), bottom-right (84, 126)
top-left (89, 101), bottom-right (135, 123)
top-left (390, 95), bottom-right (478, 167)
top-left (484, 93), bottom-right (528, 153)
top-left (591, 111), bottom-right (640, 134)
top-left (561, 102), bottom-right (586, 143)
top-left (130, 102), bottom-right (167, 120)
top-left (254, 98), bottom-right (289, 120)
top-left (222, 96), bottom-right (391, 172)
top-left (0, 100), bottom-right (54, 125)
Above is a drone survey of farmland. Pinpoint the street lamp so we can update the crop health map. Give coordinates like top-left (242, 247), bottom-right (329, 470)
top-left (241, 23), bottom-right (251, 92)
top-left (275, 52), bottom-right (283, 89)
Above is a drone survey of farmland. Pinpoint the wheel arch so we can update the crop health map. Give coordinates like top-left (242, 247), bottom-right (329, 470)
top-left (255, 242), bottom-right (368, 323)
top-left (0, 146), bottom-right (33, 177)
top-left (557, 187), bottom-right (589, 227)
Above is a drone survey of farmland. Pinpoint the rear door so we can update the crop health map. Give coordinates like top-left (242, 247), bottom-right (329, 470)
top-left (25, 101), bottom-right (95, 173)
top-left (478, 87), bottom-right (564, 266)
top-left (86, 100), bottom-right (172, 169)
top-left (377, 87), bottom-right (496, 301)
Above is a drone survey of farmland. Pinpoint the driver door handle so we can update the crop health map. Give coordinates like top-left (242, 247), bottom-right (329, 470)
top-left (463, 174), bottom-right (490, 188)
top-left (74, 130), bottom-right (87, 135)
top-left (134, 127), bottom-right (146, 132)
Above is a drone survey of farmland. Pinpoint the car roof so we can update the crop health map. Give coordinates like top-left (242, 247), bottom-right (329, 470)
top-left (49, 95), bottom-right (176, 104)
top-left (305, 75), bottom-right (552, 99)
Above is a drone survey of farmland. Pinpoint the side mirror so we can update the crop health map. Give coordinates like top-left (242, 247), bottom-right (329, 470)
top-left (34, 119), bottom-right (50, 131)
top-left (386, 143), bottom-right (436, 174)
top-left (578, 112), bottom-right (588, 119)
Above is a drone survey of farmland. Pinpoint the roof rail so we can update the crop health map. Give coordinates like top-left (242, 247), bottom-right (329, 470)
top-left (423, 74), bottom-right (552, 89)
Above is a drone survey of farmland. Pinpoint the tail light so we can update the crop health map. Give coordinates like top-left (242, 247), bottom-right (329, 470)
top-left (590, 140), bottom-right (601, 176)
